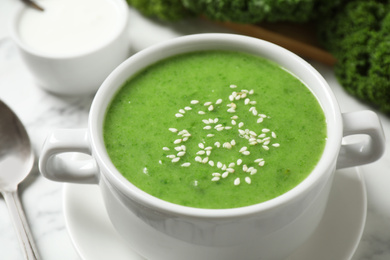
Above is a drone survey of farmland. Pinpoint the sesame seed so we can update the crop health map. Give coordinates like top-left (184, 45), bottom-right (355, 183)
top-left (172, 157), bottom-right (180, 163)
top-left (259, 161), bottom-right (265, 166)
top-left (249, 107), bottom-right (255, 112)
top-left (217, 162), bottom-right (223, 168)
top-left (223, 142), bottom-right (232, 149)
top-left (231, 115), bottom-right (238, 120)
top-left (245, 177), bottom-right (251, 184)
top-left (198, 143), bottom-right (204, 149)
top-left (243, 165), bottom-right (248, 172)
top-left (175, 113), bottom-right (183, 118)
top-left (174, 146), bottom-right (182, 151)
top-left (203, 125), bottom-right (212, 130)
top-left (238, 129), bottom-right (245, 135)
top-left (159, 160), bottom-right (162, 164)
top-left (250, 169), bottom-right (257, 175)
top-left (191, 100), bottom-right (199, 104)
top-left (179, 109), bottom-right (185, 114)
top-left (249, 101), bottom-right (257, 105)
top-left (262, 128), bottom-right (270, 133)
top-left (230, 84), bottom-right (237, 89)
top-left (202, 157), bottom-right (209, 163)
top-left (209, 160), bottom-right (215, 166)
top-left (208, 105), bottom-right (214, 111)
top-left (207, 134), bottom-right (215, 138)
top-left (184, 106), bottom-right (192, 110)
top-left (174, 139), bottom-right (182, 144)
top-left (221, 164), bottom-right (227, 171)
top-left (272, 143), bottom-right (280, 147)
top-left (230, 139), bottom-right (236, 146)
top-left (181, 162), bottom-right (191, 167)
top-left (204, 101), bottom-right (212, 106)
top-left (229, 95), bottom-right (234, 101)
top-left (226, 168), bottom-right (235, 173)
top-left (257, 118), bottom-right (264, 123)
top-left (258, 133), bottom-right (266, 138)
top-left (225, 126), bottom-right (232, 130)
top-left (231, 120), bottom-right (237, 125)
top-left (166, 155), bottom-right (175, 159)
top-left (242, 151), bottom-right (250, 155)
top-left (234, 178), bottom-right (240, 186)
top-left (198, 111), bottom-right (206, 115)
top-left (213, 118), bottom-right (219, 123)
top-left (211, 176), bottom-right (220, 182)
top-left (249, 89), bottom-right (254, 94)
top-left (263, 140), bottom-right (270, 146)
top-left (238, 122), bottom-right (244, 128)
top-left (222, 172), bottom-right (229, 178)
top-left (237, 159), bottom-right (242, 165)
top-left (205, 146), bottom-right (213, 151)
top-left (196, 150), bottom-right (205, 155)
top-left (254, 158), bottom-right (264, 163)
top-left (214, 142), bottom-right (221, 148)
top-left (163, 147), bottom-right (170, 151)
top-left (169, 128), bottom-right (178, 133)
top-left (252, 109), bottom-right (258, 116)
top-left (227, 108), bottom-right (236, 113)
top-left (181, 145), bottom-right (186, 150)
top-left (177, 151), bottom-right (186, 157)
top-left (229, 162), bottom-right (235, 168)
top-left (202, 119), bottom-right (210, 124)
top-left (216, 127), bottom-right (224, 131)
top-left (244, 98), bottom-right (250, 105)
top-left (249, 131), bottom-right (257, 136)
top-left (272, 132), bottom-right (277, 138)
top-left (259, 114), bottom-right (267, 118)
top-left (262, 145), bottom-right (270, 150)
top-left (212, 172), bottom-right (221, 177)
top-left (239, 146), bottom-right (248, 153)
top-left (216, 99), bottom-right (223, 104)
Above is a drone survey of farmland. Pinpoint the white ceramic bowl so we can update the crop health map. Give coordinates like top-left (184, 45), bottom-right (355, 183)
top-left (39, 34), bottom-right (385, 260)
top-left (10, 0), bottom-right (130, 96)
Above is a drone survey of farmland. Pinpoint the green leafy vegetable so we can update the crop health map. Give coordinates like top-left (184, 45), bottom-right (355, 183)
top-left (317, 0), bottom-right (390, 113)
top-left (182, 0), bottom-right (316, 23)
top-left (125, 0), bottom-right (190, 21)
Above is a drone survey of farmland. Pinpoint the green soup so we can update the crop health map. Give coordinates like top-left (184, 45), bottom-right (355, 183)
top-left (103, 50), bottom-right (327, 209)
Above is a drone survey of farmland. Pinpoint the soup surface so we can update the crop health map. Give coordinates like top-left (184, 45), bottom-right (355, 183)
top-left (104, 50), bottom-right (327, 209)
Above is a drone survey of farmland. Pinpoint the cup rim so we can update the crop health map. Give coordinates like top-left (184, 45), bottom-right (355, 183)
top-left (10, 0), bottom-right (129, 59)
top-left (90, 33), bottom-right (343, 218)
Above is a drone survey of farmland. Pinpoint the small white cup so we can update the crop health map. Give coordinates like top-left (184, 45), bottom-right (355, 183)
top-left (10, 0), bottom-right (130, 96)
top-left (39, 34), bottom-right (385, 260)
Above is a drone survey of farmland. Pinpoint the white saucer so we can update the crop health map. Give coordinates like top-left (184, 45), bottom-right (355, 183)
top-left (63, 167), bottom-right (366, 260)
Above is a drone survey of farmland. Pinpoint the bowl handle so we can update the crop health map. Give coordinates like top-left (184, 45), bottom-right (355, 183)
top-left (39, 129), bottom-right (99, 184)
top-left (336, 110), bottom-right (385, 169)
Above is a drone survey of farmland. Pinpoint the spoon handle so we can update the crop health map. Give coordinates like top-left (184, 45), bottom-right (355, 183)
top-left (2, 191), bottom-right (40, 260)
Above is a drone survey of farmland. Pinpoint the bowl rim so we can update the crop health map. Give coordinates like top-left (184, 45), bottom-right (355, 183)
top-left (89, 33), bottom-right (342, 218)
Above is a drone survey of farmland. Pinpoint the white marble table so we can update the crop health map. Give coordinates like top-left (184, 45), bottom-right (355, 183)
top-left (1, 1), bottom-right (390, 259)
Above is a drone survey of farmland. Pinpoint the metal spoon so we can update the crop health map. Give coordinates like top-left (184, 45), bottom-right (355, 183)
top-left (21, 0), bottom-right (44, 11)
top-left (0, 100), bottom-right (39, 259)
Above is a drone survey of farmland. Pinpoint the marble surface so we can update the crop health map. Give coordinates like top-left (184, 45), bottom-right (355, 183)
top-left (1, 1), bottom-right (390, 259)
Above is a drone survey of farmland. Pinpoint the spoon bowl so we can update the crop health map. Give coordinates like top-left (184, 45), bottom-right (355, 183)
top-left (0, 100), bottom-right (39, 259)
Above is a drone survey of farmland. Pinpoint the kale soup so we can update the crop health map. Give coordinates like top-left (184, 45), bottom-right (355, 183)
top-left (103, 50), bottom-right (327, 209)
